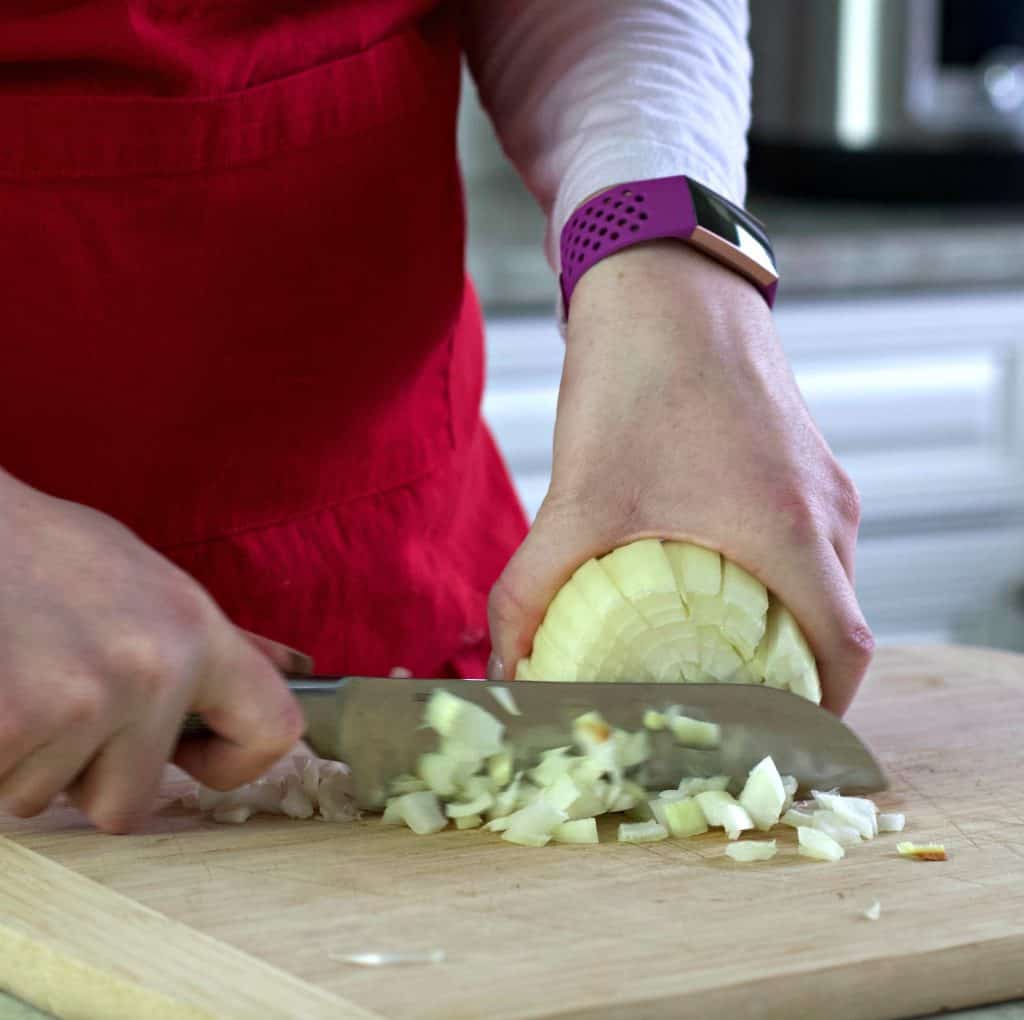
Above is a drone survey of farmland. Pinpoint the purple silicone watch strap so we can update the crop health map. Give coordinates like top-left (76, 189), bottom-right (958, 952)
top-left (558, 175), bottom-right (777, 312)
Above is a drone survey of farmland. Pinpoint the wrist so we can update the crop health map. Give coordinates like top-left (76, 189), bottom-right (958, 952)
top-left (566, 242), bottom-right (773, 354)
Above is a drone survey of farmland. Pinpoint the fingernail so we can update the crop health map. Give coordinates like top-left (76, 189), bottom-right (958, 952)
top-left (284, 648), bottom-right (315, 676)
top-left (487, 652), bottom-right (505, 682)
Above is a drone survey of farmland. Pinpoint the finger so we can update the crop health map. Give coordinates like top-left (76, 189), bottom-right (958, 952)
top-left (0, 711), bottom-right (48, 789)
top-left (488, 503), bottom-right (598, 681)
top-left (239, 629), bottom-right (315, 675)
top-left (832, 525), bottom-right (858, 587)
top-left (173, 629), bottom-right (304, 790)
top-left (0, 725), bottom-right (101, 819)
top-left (67, 720), bottom-right (176, 834)
top-left (760, 538), bottom-right (875, 716)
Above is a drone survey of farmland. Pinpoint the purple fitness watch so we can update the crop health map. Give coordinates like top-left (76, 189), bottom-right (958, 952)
top-left (559, 175), bottom-right (779, 313)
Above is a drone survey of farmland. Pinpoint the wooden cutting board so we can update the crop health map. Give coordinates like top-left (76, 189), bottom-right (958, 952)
top-left (2, 644), bottom-right (1024, 1020)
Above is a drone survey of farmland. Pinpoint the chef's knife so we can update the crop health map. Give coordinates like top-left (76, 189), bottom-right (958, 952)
top-left (182, 676), bottom-right (886, 809)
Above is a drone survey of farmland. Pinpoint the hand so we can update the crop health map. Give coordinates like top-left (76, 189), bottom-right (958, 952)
top-left (0, 471), bottom-right (307, 832)
top-left (488, 242), bottom-right (873, 714)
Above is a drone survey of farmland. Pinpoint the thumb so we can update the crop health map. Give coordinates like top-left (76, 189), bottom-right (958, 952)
top-left (487, 506), bottom-right (593, 681)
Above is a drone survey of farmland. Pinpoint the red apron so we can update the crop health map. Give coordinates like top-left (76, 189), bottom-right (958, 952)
top-left (0, 1), bottom-right (528, 678)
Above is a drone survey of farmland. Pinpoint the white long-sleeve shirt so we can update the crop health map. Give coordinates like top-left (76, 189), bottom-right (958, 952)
top-left (462, 0), bottom-right (752, 274)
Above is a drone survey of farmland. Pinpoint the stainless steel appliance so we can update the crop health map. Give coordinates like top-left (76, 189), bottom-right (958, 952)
top-left (749, 0), bottom-right (1024, 199)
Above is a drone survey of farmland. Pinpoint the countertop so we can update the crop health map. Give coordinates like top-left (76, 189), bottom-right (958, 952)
top-left (465, 177), bottom-right (1024, 312)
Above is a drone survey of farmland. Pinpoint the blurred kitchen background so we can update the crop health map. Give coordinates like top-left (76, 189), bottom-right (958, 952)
top-left (459, 0), bottom-right (1024, 653)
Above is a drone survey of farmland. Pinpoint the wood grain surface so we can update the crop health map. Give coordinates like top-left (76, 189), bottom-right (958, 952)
top-left (2, 645), bottom-right (1023, 1020)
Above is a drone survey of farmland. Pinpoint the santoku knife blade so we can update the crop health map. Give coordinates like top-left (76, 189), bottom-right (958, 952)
top-left (181, 676), bottom-right (886, 810)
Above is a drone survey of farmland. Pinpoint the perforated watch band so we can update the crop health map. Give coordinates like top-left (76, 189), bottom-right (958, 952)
top-left (558, 175), bottom-right (778, 313)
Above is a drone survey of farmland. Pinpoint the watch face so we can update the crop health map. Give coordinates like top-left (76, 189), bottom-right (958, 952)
top-left (686, 177), bottom-right (777, 283)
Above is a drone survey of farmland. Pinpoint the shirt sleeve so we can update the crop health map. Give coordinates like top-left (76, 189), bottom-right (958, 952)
top-left (461, 0), bottom-right (753, 273)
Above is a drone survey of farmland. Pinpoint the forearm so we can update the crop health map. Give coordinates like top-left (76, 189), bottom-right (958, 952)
top-left (462, 0), bottom-right (752, 268)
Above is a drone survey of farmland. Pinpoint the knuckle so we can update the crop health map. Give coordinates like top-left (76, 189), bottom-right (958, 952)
top-left (104, 633), bottom-right (173, 696)
top-left (488, 574), bottom-right (526, 630)
top-left (772, 487), bottom-right (823, 544)
top-left (163, 581), bottom-right (214, 641)
top-left (839, 621), bottom-right (876, 667)
top-left (832, 469), bottom-right (862, 525)
top-left (61, 680), bottom-right (104, 729)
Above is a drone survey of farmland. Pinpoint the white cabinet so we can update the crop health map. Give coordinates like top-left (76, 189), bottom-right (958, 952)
top-left (482, 290), bottom-right (1024, 649)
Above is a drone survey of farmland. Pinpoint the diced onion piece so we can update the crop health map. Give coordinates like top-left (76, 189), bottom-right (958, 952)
top-left (781, 775), bottom-right (799, 812)
top-left (318, 772), bottom-right (358, 822)
top-left (571, 758), bottom-right (606, 786)
top-left (812, 791), bottom-right (878, 839)
top-left (244, 778), bottom-right (285, 815)
top-left (695, 791), bottom-right (754, 840)
top-left (616, 730), bottom-right (651, 769)
top-left (552, 819), bottom-right (600, 844)
top-left (602, 779), bottom-right (640, 813)
top-left (738, 756), bottom-right (786, 831)
top-left (618, 821), bottom-right (669, 844)
top-left (677, 776), bottom-right (731, 796)
top-left (198, 787), bottom-right (231, 812)
top-left (625, 800), bottom-right (654, 822)
top-left (725, 840), bottom-right (777, 862)
top-left (381, 798), bottom-right (404, 825)
top-left (212, 803), bottom-right (254, 824)
top-left (878, 812), bottom-right (906, 833)
top-left (488, 774), bottom-right (527, 819)
top-left (863, 900), bottom-right (882, 921)
top-left (797, 826), bottom-right (845, 862)
top-left (657, 789), bottom-right (688, 802)
top-left (488, 687), bottom-right (521, 716)
top-left (417, 753), bottom-right (461, 797)
top-left (396, 792), bottom-right (448, 835)
top-left (648, 799), bottom-right (670, 828)
top-left (281, 774), bottom-right (315, 820)
top-left (502, 830), bottom-right (551, 847)
top-left (425, 690), bottom-right (505, 757)
top-left (502, 799), bottom-right (568, 845)
top-left (643, 709), bottom-right (666, 731)
top-left (566, 786), bottom-right (607, 820)
top-left (530, 747), bottom-right (576, 787)
top-left (424, 690), bottom-right (464, 737)
top-left (455, 814), bottom-right (483, 830)
top-left (781, 808), bottom-right (815, 828)
top-left (665, 709), bottom-right (721, 750)
top-left (300, 760), bottom-right (322, 803)
top-left (662, 797), bottom-right (708, 838)
top-left (573, 711), bottom-right (613, 748)
top-left (445, 793), bottom-right (494, 819)
top-left (459, 775), bottom-right (495, 802)
top-left (391, 773), bottom-right (430, 795)
top-left (810, 810), bottom-right (863, 847)
top-left (488, 751), bottom-right (513, 789)
top-left (543, 774), bottom-right (582, 813)
top-left (897, 842), bottom-right (947, 861)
